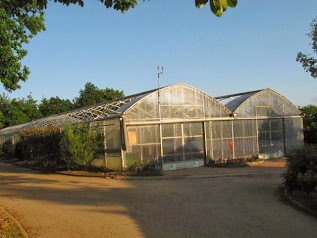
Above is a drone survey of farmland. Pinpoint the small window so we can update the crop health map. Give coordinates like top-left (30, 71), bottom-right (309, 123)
top-left (128, 130), bottom-right (138, 145)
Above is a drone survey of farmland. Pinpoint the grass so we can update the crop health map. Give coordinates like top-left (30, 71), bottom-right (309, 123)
top-left (0, 208), bottom-right (27, 238)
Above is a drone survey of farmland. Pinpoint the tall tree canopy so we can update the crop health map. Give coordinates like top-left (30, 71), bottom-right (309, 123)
top-left (0, 94), bottom-right (42, 128)
top-left (39, 96), bottom-right (73, 116)
top-left (0, 0), bottom-right (237, 92)
top-left (297, 17), bottom-right (317, 78)
top-left (73, 82), bottom-right (124, 108)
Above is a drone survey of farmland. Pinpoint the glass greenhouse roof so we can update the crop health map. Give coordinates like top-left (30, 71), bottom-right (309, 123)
top-left (0, 84), bottom-right (302, 137)
top-left (216, 88), bottom-right (301, 117)
top-left (216, 90), bottom-right (262, 112)
top-left (0, 83), bottom-right (230, 135)
top-left (0, 87), bottom-right (157, 136)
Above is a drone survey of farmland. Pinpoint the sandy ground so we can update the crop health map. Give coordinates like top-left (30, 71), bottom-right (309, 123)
top-left (0, 161), bottom-right (317, 238)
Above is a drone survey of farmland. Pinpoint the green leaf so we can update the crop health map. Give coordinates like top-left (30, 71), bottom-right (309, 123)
top-left (104, 0), bottom-right (113, 8)
top-left (210, 0), bottom-right (227, 17)
top-left (209, 0), bottom-right (237, 17)
top-left (227, 0), bottom-right (237, 7)
top-left (195, 0), bottom-right (209, 9)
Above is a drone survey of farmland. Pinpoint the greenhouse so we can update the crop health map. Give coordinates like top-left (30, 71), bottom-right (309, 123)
top-left (0, 83), bottom-right (304, 171)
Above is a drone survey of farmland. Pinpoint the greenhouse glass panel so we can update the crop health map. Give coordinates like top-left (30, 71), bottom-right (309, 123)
top-left (206, 121), bottom-right (234, 161)
top-left (101, 119), bottom-right (122, 170)
top-left (284, 118), bottom-right (304, 153)
top-left (205, 121), bottom-right (213, 161)
top-left (222, 121), bottom-right (232, 139)
top-left (183, 122), bottom-right (204, 161)
top-left (258, 119), bottom-right (284, 158)
top-left (161, 122), bottom-right (204, 168)
top-left (233, 138), bottom-right (244, 158)
top-left (104, 119), bottom-right (121, 152)
top-left (162, 124), bottom-right (182, 138)
top-left (233, 120), bottom-right (257, 158)
top-left (124, 93), bottom-right (159, 122)
top-left (125, 125), bottom-right (161, 169)
top-left (212, 139), bottom-right (224, 160)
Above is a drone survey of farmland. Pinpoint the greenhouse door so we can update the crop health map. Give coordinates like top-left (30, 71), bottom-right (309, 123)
top-left (161, 122), bottom-right (205, 171)
top-left (257, 119), bottom-right (284, 159)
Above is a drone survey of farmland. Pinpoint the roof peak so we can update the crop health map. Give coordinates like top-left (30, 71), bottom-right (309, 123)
top-left (215, 89), bottom-right (265, 100)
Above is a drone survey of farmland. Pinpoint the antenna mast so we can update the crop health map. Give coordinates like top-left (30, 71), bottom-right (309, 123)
top-left (157, 66), bottom-right (164, 120)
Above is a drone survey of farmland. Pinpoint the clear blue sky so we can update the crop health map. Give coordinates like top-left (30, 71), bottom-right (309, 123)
top-left (3, 0), bottom-right (317, 106)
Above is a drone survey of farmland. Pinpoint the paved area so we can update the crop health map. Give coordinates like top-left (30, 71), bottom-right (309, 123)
top-left (0, 161), bottom-right (316, 238)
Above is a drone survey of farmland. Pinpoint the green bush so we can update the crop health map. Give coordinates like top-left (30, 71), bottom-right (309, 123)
top-left (17, 127), bottom-right (63, 167)
top-left (1, 124), bottom-right (105, 170)
top-left (60, 124), bottom-right (104, 169)
top-left (283, 144), bottom-right (317, 195)
top-left (2, 139), bottom-right (15, 159)
top-left (298, 171), bottom-right (317, 195)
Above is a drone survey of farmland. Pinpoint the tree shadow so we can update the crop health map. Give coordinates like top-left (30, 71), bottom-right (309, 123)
top-left (0, 162), bottom-right (220, 237)
top-left (1, 162), bottom-right (316, 238)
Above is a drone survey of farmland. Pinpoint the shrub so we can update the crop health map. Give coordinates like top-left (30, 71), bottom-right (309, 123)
top-left (283, 144), bottom-right (317, 195)
top-left (17, 126), bottom-right (63, 166)
top-left (298, 171), bottom-right (317, 195)
top-left (14, 141), bottom-right (24, 160)
top-left (60, 124), bottom-right (104, 169)
top-left (1, 124), bottom-right (105, 170)
top-left (1, 139), bottom-right (15, 159)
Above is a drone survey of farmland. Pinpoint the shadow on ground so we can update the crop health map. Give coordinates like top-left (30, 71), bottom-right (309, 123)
top-left (0, 161), bottom-right (316, 238)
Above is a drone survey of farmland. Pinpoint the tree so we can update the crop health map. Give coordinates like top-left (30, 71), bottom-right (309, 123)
top-left (73, 82), bottom-right (124, 108)
top-left (300, 105), bottom-right (317, 144)
top-left (297, 17), bottom-right (317, 78)
top-left (0, 1), bottom-right (46, 91)
top-left (0, 94), bottom-right (13, 128)
top-left (0, 94), bottom-right (42, 128)
top-left (39, 96), bottom-right (73, 117)
top-left (9, 95), bottom-right (42, 125)
top-left (0, 1), bottom-right (237, 92)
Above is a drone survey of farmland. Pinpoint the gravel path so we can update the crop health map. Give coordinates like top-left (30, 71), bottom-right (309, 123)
top-left (0, 161), bottom-right (316, 238)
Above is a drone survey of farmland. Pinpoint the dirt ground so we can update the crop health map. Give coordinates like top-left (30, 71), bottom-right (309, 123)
top-left (0, 160), bottom-right (317, 238)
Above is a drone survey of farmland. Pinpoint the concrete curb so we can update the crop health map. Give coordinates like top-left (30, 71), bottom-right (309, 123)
top-left (115, 171), bottom-right (283, 180)
top-left (0, 206), bottom-right (29, 238)
top-left (50, 168), bottom-right (284, 180)
top-left (162, 171), bottom-right (283, 180)
top-left (284, 190), bottom-right (317, 217)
